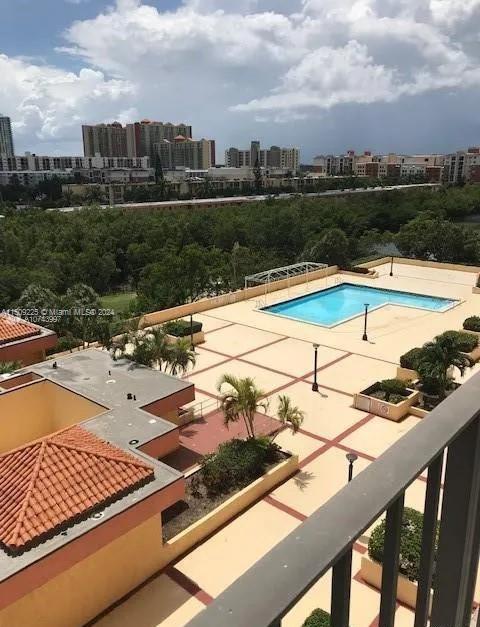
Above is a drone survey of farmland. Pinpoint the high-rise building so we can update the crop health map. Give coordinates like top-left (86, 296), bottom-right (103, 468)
top-left (444, 148), bottom-right (480, 183)
top-left (0, 115), bottom-right (14, 156)
top-left (156, 135), bottom-right (215, 170)
top-left (225, 141), bottom-right (299, 171)
top-left (82, 120), bottom-right (193, 159)
top-left (82, 122), bottom-right (127, 158)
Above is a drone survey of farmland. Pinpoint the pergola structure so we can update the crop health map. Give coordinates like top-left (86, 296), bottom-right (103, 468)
top-left (245, 261), bottom-right (328, 305)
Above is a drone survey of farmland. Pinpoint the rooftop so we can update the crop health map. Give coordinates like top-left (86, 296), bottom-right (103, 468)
top-left (0, 314), bottom-right (41, 345)
top-left (0, 349), bottom-right (193, 582)
top-left (0, 425), bottom-right (154, 556)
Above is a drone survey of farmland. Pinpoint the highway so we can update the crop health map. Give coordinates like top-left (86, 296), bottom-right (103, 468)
top-left (50, 183), bottom-right (440, 213)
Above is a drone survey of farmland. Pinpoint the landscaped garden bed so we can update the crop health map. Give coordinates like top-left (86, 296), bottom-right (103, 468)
top-left (396, 347), bottom-right (423, 381)
top-left (162, 438), bottom-right (296, 541)
top-left (164, 319), bottom-right (205, 346)
top-left (361, 507), bottom-right (434, 612)
top-left (354, 379), bottom-right (419, 421)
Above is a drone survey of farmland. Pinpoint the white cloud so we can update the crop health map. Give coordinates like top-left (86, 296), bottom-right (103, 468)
top-left (0, 54), bottom-right (134, 153)
top-left (1, 0), bottom-right (480, 155)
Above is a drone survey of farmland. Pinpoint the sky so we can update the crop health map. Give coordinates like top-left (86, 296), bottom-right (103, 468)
top-left (1, 0), bottom-right (480, 162)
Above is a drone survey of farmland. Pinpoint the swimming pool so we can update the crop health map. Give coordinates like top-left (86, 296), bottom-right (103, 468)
top-left (261, 283), bottom-right (459, 327)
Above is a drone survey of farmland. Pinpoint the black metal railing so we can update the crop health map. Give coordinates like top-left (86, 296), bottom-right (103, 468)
top-left (187, 371), bottom-right (480, 627)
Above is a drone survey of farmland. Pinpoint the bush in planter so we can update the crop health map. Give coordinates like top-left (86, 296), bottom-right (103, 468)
top-left (438, 330), bottom-right (478, 353)
top-left (200, 437), bottom-right (281, 497)
top-left (164, 319), bottom-right (203, 337)
top-left (399, 347), bottom-right (424, 371)
top-left (378, 378), bottom-right (409, 403)
top-left (302, 609), bottom-right (331, 627)
top-left (417, 334), bottom-right (471, 399)
top-left (368, 507), bottom-right (437, 582)
top-left (463, 316), bottom-right (480, 333)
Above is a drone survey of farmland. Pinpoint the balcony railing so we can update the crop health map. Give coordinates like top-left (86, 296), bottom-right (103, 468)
top-left (187, 371), bottom-right (480, 627)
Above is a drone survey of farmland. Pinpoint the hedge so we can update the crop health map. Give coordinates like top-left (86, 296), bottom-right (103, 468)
top-left (437, 330), bottom-right (478, 353)
top-left (399, 347), bottom-right (423, 371)
top-left (463, 316), bottom-right (480, 333)
top-left (164, 319), bottom-right (203, 337)
top-left (200, 437), bottom-right (282, 497)
top-left (302, 609), bottom-right (331, 627)
top-left (368, 507), bottom-right (438, 582)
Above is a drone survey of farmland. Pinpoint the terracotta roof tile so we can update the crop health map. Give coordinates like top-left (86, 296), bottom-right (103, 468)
top-left (0, 426), bottom-right (155, 556)
top-left (0, 314), bottom-right (41, 345)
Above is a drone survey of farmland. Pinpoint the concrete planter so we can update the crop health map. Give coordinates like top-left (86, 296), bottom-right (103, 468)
top-left (159, 453), bottom-right (299, 568)
top-left (458, 330), bottom-right (480, 363)
top-left (361, 557), bottom-right (431, 612)
top-left (166, 330), bottom-right (205, 346)
top-left (361, 556), bottom-right (478, 612)
top-left (354, 385), bottom-right (420, 422)
top-left (410, 405), bottom-right (429, 419)
top-left (472, 286), bottom-right (480, 294)
top-left (396, 366), bottom-right (418, 382)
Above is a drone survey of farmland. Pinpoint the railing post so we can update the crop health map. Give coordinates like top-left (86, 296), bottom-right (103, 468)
top-left (431, 418), bottom-right (480, 626)
top-left (414, 454), bottom-right (443, 627)
top-left (331, 548), bottom-right (352, 627)
top-left (378, 494), bottom-right (405, 627)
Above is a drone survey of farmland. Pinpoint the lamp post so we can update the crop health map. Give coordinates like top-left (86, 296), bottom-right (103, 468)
top-left (390, 256), bottom-right (394, 277)
top-left (346, 452), bottom-right (358, 483)
top-left (362, 303), bottom-right (370, 342)
top-left (312, 343), bottom-right (320, 392)
top-left (189, 314), bottom-right (195, 352)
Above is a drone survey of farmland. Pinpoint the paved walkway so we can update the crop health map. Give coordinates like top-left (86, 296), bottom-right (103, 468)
top-left (94, 262), bottom-right (480, 627)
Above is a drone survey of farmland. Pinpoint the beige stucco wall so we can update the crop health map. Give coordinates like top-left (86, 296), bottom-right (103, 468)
top-left (0, 515), bottom-right (164, 627)
top-left (0, 381), bottom-right (106, 453)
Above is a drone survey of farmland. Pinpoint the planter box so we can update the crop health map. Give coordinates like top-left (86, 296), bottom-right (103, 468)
top-left (396, 366), bottom-right (418, 382)
top-left (361, 556), bottom-right (479, 612)
top-left (158, 453), bottom-right (299, 568)
top-left (458, 330), bottom-right (480, 363)
top-left (472, 286), bottom-right (480, 294)
top-left (410, 405), bottom-right (429, 419)
top-left (166, 330), bottom-right (205, 346)
top-left (361, 557), bottom-right (430, 612)
top-left (354, 385), bottom-right (420, 421)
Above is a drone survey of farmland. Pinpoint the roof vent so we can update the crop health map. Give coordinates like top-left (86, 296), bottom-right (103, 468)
top-left (91, 511), bottom-right (105, 520)
top-left (129, 439), bottom-right (139, 446)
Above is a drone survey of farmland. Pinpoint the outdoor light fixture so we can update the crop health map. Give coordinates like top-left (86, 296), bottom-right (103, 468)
top-left (346, 452), bottom-right (358, 483)
top-left (312, 343), bottom-right (320, 392)
top-left (362, 303), bottom-right (370, 342)
top-left (390, 256), bottom-right (394, 277)
top-left (190, 313), bottom-right (195, 352)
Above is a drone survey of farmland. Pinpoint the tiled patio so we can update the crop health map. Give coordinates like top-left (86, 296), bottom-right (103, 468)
top-left (94, 261), bottom-right (480, 627)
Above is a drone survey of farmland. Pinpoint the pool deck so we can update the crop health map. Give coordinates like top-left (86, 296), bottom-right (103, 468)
top-left (93, 261), bottom-right (480, 627)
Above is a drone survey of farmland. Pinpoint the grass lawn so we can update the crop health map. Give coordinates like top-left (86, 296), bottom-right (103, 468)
top-left (100, 291), bottom-right (137, 313)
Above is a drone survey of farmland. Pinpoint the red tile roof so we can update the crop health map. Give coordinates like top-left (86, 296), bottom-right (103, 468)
top-left (0, 314), bottom-right (41, 346)
top-left (0, 426), bottom-right (154, 555)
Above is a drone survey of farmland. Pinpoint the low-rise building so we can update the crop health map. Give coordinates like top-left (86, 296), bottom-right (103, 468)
top-left (0, 349), bottom-right (196, 627)
top-left (0, 153), bottom-right (153, 187)
top-left (0, 314), bottom-right (57, 366)
top-left (444, 147), bottom-right (480, 183)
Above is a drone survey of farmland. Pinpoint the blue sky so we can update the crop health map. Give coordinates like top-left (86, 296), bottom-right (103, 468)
top-left (1, 0), bottom-right (480, 160)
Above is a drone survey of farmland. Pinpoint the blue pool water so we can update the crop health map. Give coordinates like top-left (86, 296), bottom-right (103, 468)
top-left (262, 283), bottom-right (458, 327)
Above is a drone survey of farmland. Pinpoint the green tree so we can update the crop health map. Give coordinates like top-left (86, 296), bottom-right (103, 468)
top-left (304, 228), bottom-right (350, 267)
top-left (417, 333), bottom-right (471, 398)
top-left (167, 337), bottom-right (197, 375)
top-left (271, 394), bottom-right (305, 441)
top-left (217, 374), bottom-right (269, 439)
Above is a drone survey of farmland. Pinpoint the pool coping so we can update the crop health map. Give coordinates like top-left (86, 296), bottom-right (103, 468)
top-left (258, 282), bottom-right (463, 329)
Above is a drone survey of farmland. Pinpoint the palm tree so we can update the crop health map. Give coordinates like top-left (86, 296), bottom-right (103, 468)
top-left (0, 361), bottom-right (20, 375)
top-left (167, 338), bottom-right (196, 376)
top-left (417, 334), bottom-right (471, 399)
top-left (271, 394), bottom-right (305, 441)
top-left (217, 374), bottom-right (269, 439)
top-left (148, 327), bottom-right (172, 372)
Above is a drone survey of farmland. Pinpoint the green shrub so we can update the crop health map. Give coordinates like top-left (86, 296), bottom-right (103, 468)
top-left (437, 330), bottom-right (478, 353)
top-left (399, 347), bottom-right (423, 370)
top-left (47, 334), bottom-right (82, 355)
top-left (368, 507), bottom-right (437, 582)
top-left (302, 609), bottom-right (331, 627)
top-left (200, 438), bottom-right (281, 497)
top-left (477, 274), bottom-right (480, 288)
top-left (164, 319), bottom-right (203, 337)
top-left (378, 378), bottom-right (408, 402)
top-left (463, 316), bottom-right (480, 333)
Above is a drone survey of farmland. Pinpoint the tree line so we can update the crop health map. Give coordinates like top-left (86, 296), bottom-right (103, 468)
top-left (1, 184), bottom-right (480, 321)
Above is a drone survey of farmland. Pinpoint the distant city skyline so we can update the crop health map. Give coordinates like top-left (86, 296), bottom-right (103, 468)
top-left (1, 0), bottom-right (480, 160)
